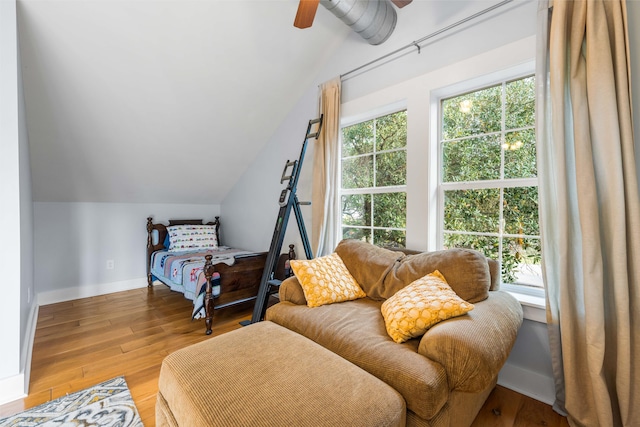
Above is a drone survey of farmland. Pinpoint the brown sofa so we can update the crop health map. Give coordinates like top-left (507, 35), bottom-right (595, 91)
top-left (265, 239), bottom-right (524, 427)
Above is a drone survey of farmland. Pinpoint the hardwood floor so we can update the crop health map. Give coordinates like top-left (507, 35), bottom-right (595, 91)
top-left (0, 285), bottom-right (569, 426)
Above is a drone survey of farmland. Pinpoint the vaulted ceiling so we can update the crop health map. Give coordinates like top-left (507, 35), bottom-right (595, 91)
top-left (17, 0), bottom-right (509, 204)
top-left (18, 0), bottom-right (352, 203)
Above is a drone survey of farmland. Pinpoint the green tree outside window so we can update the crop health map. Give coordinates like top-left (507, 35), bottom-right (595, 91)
top-left (341, 110), bottom-right (407, 248)
top-left (441, 76), bottom-right (541, 286)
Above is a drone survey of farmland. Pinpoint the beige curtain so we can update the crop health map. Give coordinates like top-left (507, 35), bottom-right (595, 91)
top-left (537, 0), bottom-right (640, 425)
top-left (311, 77), bottom-right (341, 256)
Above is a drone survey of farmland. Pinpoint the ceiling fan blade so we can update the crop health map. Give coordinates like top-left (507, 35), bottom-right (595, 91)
top-left (391, 0), bottom-right (412, 7)
top-left (294, 0), bottom-right (320, 29)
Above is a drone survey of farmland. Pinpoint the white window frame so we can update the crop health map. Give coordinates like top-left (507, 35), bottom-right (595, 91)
top-left (432, 62), bottom-right (546, 310)
top-left (339, 104), bottom-right (408, 247)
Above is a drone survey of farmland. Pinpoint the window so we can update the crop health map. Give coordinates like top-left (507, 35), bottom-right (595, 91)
top-left (340, 110), bottom-right (407, 248)
top-left (438, 76), bottom-right (542, 288)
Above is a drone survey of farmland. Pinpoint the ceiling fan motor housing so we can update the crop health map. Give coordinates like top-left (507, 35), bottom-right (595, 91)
top-left (321, 0), bottom-right (397, 45)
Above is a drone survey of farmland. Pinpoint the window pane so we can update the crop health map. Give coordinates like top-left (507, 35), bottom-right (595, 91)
top-left (504, 129), bottom-right (537, 179)
top-left (342, 155), bottom-right (373, 189)
top-left (341, 194), bottom-right (371, 227)
top-left (502, 237), bottom-right (542, 286)
top-left (342, 227), bottom-right (371, 243)
top-left (506, 76), bottom-right (535, 129)
top-left (442, 85), bottom-right (502, 140)
top-left (444, 189), bottom-right (500, 233)
top-left (376, 111), bottom-right (407, 151)
top-left (374, 229), bottom-right (406, 248)
top-left (443, 233), bottom-right (499, 260)
top-left (376, 151), bottom-right (407, 186)
top-left (373, 192), bottom-right (406, 228)
top-left (440, 75), bottom-right (539, 288)
top-left (342, 121), bottom-right (373, 157)
top-left (442, 135), bottom-right (501, 182)
top-left (341, 109), bottom-right (407, 251)
top-left (504, 187), bottom-right (539, 235)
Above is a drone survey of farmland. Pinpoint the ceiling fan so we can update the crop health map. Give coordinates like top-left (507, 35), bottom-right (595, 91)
top-left (294, 0), bottom-right (412, 29)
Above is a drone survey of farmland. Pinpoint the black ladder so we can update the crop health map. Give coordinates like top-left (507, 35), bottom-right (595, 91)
top-left (246, 115), bottom-right (323, 324)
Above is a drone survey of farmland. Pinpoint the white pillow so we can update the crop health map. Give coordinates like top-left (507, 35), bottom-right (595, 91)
top-left (167, 225), bottom-right (218, 252)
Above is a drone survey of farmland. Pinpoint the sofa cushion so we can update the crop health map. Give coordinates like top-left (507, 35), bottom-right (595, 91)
top-left (290, 252), bottom-right (366, 307)
top-left (387, 245), bottom-right (501, 291)
top-left (266, 298), bottom-right (449, 420)
top-left (381, 270), bottom-right (474, 343)
top-left (488, 258), bottom-right (500, 291)
top-left (278, 276), bottom-right (308, 305)
top-left (336, 239), bottom-right (491, 303)
top-left (335, 239), bottom-right (405, 299)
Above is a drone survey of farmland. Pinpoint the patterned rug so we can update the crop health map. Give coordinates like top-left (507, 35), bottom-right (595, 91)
top-left (0, 376), bottom-right (143, 427)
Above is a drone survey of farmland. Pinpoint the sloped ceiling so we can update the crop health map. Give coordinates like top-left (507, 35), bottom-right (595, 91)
top-left (18, 0), bottom-right (509, 205)
top-left (17, 0), bottom-right (350, 203)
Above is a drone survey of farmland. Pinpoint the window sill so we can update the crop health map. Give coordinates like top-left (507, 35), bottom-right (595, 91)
top-left (501, 285), bottom-right (547, 324)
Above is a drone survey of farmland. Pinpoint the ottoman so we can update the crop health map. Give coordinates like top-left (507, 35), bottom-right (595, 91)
top-left (156, 321), bottom-right (406, 427)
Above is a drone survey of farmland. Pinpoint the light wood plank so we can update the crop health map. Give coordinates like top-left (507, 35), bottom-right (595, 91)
top-left (32, 325), bottom-right (134, 357)
top-left (34, 319), bottom-right (112, 343)
top-left (30, 345), bottom-right (124, 382)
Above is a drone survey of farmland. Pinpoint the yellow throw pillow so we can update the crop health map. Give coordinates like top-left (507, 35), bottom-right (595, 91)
top-left (381, 270), bottom-right (474, 343)
top-left (290, 253), bottom-right (366, 308)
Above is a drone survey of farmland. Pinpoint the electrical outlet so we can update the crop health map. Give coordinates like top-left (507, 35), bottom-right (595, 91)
top-left (106, 260), bottom-right (115, 270)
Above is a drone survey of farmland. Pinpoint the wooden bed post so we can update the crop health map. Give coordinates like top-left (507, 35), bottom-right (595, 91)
top-left (203, 254), bottom-right (215, 335)
top-left (146, 217), bottom-right (154, 287)
top-left (214, 216), bottom-right (221, 244)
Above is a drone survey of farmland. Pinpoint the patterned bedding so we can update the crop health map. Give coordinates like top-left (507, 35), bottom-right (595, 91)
top-left (150, 246), bottom-right (252, 303)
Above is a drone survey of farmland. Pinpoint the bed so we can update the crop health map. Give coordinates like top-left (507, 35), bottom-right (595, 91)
top-left (146, 216), bottom-right (293, 334)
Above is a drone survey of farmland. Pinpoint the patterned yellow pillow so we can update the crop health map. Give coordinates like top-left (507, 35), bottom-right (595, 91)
top-left (381, 270), bottom-right (474, 343)
top-left (290, 253), bottom-right (366, 308)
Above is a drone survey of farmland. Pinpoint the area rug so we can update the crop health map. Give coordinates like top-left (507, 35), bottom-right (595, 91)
top-left (0, 376), bottom-right (143, 427)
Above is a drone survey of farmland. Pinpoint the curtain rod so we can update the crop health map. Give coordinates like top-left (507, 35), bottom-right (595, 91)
top-left (340, 0), bottom-right (516, 80)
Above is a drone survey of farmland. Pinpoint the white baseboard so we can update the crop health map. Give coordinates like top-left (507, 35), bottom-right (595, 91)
top-left (0, 302), bottom-right (38, 406)
top-left (0, 373), bottom-right (26, 406)
top-left (37, 277), bottom-right (149, 306)
top-left (21, 302), bottom-right (39, 395)
top-left (498, 361), bottom-right (556, 405)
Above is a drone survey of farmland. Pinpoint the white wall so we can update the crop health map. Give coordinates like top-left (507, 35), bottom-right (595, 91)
top-left (0, 0), bottom-right (21, 382)
top-left (219, 87), bottom-right (318, 254)
top-left (34, 202), bottom-right (219, 304)
top-left (222, 0), bottom-right (538, 251)
top-left (18, 9), bottom-right (35, 398)
top-left (338, 0), bottom-right (538, 104)
top-left (0, 0), bottom-right (35, 404)
top-left (499, 317), bottom-right (555, 405)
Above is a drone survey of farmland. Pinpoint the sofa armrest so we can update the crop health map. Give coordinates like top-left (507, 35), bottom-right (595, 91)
top-left (417, 291), bottom-right (523, 393)
top-left (278, 276), bottom-right (307, 305)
